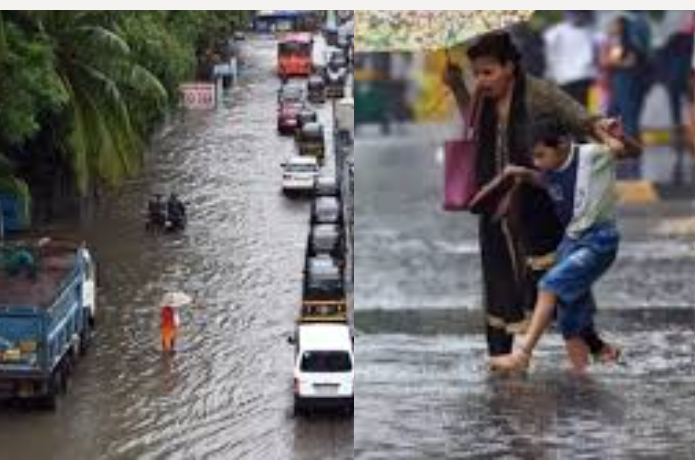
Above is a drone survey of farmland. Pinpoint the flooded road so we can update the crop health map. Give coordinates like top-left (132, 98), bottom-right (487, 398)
top-left (355, 129), bottom-right (695, 458)
top-left (0, 38), bottom-right (352, 460)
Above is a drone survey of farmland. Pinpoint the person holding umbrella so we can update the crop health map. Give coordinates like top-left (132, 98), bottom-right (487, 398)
top-left (443, 30), bottom-right (623, 362)
top-left (160, 292), bottom-right (190, 352)
top-left (354, 13), bottom-right (625, 365)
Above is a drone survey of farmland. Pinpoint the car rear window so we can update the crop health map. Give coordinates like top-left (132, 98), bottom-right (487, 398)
top-left (287, 163), bottom-right (317, 173)
top-left (301, 351), bottom-right (352, 373)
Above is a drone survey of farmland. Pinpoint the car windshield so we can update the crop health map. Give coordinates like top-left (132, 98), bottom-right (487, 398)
top-left (286, 163), bottom-right (317, 173)
top-left (299, 115), bottom-right (317, 126)
top-left (279, 41), bottom-right (311, 56)
top-left (281, 102), bottom-right (303, 113)
top-left (316, 200), bottom-right (339, 215)
top-left (280, 88), bottom-right (304, 102)
top-left (301, 351), bottom-right (352, 373)
top-left (330, 53), bottom-right (346, 64)
top-left (309, 257), bottom-right (337, 272)
top-left (312, 236), bottom-right (338, 251)
top-left (314, 226), bottom-right (339, 240)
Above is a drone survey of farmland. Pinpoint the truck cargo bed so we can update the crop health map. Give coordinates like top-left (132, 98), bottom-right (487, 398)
top-left (0, 248), bottom-right (77, 308)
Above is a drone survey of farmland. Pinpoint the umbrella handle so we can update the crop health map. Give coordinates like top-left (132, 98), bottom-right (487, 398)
top-left (444, 49), bottom-right (453, 66)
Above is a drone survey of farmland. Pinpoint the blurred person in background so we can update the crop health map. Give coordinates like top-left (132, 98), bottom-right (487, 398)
top-left (653, 12), bottom-right (694, 153)
top-left (543, 11), bottom-right (600, 107)
top-left (600, 15), bottom-right (648, 178)
top-left (509, 20), bottom-right (546, 79)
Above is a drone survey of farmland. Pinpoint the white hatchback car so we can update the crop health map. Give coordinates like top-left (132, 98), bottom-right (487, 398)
top-left (291, 323), bottom-right (354, 415)
top-left (282, 156), bottom-right (319, 195)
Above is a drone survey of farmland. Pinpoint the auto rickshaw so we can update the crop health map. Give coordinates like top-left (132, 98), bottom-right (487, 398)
top-left (325, 64), bottom-right (346, 99)
top-left (297, 122), bottom-right (325, 163)
top-left (307, 75), bottom-right (326, 104)
top-left (299, 300), bottom-right (349, 323)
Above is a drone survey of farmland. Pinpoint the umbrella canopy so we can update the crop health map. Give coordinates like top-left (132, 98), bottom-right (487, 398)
top-left (355, 10), bottom-right (534, 53)
top-left (161, 291), bottom-right (193, 308)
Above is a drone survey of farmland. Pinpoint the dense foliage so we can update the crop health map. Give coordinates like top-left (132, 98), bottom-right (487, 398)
top-left (0, 11), bottom-right (253, 200)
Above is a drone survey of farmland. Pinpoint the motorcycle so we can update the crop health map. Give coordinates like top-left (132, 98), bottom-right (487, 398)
top-left (146, 200), bottom-right (187, 233)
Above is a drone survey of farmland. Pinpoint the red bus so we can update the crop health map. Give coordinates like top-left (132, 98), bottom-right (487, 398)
top-left (278, 33), bottom-right (313, 78)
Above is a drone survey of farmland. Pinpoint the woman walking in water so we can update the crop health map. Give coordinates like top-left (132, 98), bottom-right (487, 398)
top-left (443, 30), bottom-right (622, 362)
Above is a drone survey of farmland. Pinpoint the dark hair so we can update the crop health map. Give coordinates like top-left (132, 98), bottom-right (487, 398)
top-left (529, 116), bottom-right (569, 149)
top-left (466, 30), bottom-right (522, 67)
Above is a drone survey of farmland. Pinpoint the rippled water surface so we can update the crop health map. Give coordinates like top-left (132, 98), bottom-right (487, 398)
top-left (355, 130), bottom-right (695, 459)
top-left (0, 38), bottom-right (352, 460)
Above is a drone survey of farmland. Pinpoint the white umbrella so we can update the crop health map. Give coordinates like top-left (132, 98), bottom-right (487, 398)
top-left (161, 291), bottom-right (193, 308)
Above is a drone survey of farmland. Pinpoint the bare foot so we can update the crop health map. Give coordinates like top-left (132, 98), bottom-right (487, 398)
top-left (489, 349), bottom-right (531, 373)
top-left (595, 343), bottom-right (622, 365)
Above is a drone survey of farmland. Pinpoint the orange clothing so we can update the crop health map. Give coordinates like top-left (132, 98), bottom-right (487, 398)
top-left (161, 306), bottom-right (178, 351)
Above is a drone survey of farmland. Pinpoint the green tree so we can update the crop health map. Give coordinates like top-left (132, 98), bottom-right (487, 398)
top-left (0, 10), bottom-right (253, 213)
top-left (37, 11), bottom-right (167, 192)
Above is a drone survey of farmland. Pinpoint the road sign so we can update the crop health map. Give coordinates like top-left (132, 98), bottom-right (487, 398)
top-left (180, 83), bottom-right (216, 110)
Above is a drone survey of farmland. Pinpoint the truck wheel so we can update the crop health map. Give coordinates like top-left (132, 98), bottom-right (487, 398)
top-left (37, 373), bottom-right (61, 411)
top-left (59, 361), bottom-right (70, 395)
top-left (79, 320), bottom-right (93, 356)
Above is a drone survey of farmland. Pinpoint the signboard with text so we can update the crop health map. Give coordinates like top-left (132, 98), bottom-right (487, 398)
top-left (180, 83), bottom-right (216, 110)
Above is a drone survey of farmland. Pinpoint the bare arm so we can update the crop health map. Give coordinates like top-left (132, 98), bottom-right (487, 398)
top-left (442, 62), bottom-right (471, 115)
top-left (503, 165), bottom-right (544, 188)
top-left (530, 77), bottom-right (641, 157)
top-left (530, 76), bottom-right (597, 138)
top-left (594, 118), bottom-right (643, 158)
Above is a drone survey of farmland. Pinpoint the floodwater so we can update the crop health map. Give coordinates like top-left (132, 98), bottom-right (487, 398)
top-left (355, 128), bottom-right (695, 459)
top-left (0, 37), bottom-right (352, 460)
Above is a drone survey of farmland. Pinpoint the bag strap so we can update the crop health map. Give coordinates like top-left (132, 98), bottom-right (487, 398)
top-left (463, 91), bottom-right (482, 140)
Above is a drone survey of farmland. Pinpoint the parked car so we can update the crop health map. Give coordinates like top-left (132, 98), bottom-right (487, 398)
top-left (282, 156), bottom-right (319, 195)
top-left (290, 323), bottom-right (353, 415)
top-left (303, 254), bottom-right (344, 301)
top-left (310, 197), bottom-right (342, 225)
top-left (307, 223), bottom-right (344, 261)
top-left (307, 74), bottom-right (326, 104)
top-left (295, 108), bottom-right (318, 134)
top-left (297, 122), bottom-right (325, 163)
top-left (314, 174), bottom-right (340, 198)
top-left (278, 82), bottom-right (306, 105)
top-left (277, 101), bottom-right (304, 135)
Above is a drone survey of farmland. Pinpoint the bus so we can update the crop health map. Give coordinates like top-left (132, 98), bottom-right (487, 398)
top-left (278, 33), bottom-right (313, 78)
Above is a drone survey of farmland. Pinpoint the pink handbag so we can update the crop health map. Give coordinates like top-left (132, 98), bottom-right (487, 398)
top-left (443, 94), bottom-right (481, 212)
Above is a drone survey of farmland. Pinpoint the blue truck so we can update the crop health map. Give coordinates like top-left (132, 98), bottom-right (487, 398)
top-left (0, 239), bottom-right (96, 409)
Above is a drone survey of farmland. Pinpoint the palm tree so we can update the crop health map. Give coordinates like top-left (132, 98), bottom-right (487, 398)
top-left (0, 13), bottom-right (6, 60)
top-left (0, 11), bottom-right (8, 62)
top-left (37, 11), bottom-right (167, 193)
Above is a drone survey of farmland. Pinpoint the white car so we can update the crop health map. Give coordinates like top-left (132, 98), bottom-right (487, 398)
top-left (282, 156), bottom-right (319, 195)
top-left (290, 323), bottom-right (354, 415)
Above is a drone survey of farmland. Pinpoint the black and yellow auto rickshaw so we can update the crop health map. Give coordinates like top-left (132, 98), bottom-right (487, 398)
top-left (307, 75), bottom-right (326, 104)
top-left (299, 300), bottom-right (348, 323)
top-left (297, 122), bottom-right (325, 163)
top-left (325, 62), bottom-right (346, 99)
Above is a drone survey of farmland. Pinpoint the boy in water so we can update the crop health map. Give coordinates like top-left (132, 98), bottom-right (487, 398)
top-left (490, 116), bottom-right (625, 373)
